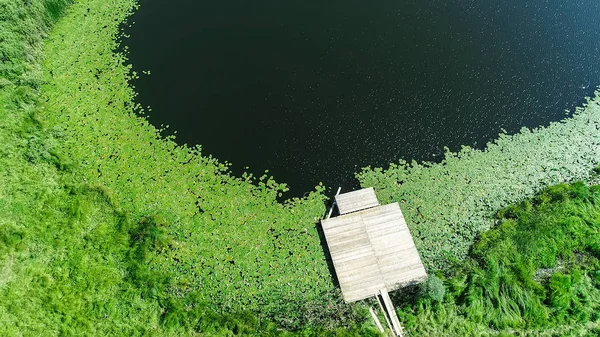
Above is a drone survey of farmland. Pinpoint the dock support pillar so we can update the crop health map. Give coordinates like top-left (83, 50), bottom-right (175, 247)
top-left (377, 288), bottom-right (404, 337)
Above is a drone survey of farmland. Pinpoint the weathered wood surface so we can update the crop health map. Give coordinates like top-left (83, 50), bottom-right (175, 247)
top-left (380, 288), bottom-right (404, 337)
top-left (369, 307), bottom-right (385, 333)
top-left (321, 202), bottom-right (427, 303)
top-left (335, 187), bottom-right (379, 215)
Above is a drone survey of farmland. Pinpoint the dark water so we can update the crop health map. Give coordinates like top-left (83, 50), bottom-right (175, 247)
top-left (124, 0), bottom-right (600, 196)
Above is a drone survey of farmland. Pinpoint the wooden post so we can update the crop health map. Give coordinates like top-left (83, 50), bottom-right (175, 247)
top-left (369, 307), bottom-right (385, 333)
top-left (326, 187), bottom-right (342, 219)
top-left (376, 291), bottom-right (394, 336)
top-left (378, 288), bottom-right (404, 337)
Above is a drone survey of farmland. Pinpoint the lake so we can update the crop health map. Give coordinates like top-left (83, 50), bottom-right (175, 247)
top-left (124, 0), bottom-right (600, 196)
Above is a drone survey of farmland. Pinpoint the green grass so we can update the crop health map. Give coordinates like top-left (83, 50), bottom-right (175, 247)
top-left (4, 0), bottom-right (600, 334)
top-left (397, 182), bottom-right (600, 336)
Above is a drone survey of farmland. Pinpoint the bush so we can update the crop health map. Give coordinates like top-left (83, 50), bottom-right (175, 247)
top-left (420, 275), bottom-right (446, 303)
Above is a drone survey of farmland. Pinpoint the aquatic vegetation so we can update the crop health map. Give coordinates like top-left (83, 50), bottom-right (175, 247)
top-left (0, 1), bottom-right (162, 334)
top-left (3, 0), bottom-right (600, 334)
top-left (38, 0), bottom-right (350, 328)
top-left (30, 0), bottom-right (389, 332)
top-left (0, 0), bottom-right (378, 334)
top-left (358, 92), bottom-right (600, 271)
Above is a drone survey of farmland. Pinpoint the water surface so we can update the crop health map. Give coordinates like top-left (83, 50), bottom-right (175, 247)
top-left (124, 0), bottom-right (600, 195)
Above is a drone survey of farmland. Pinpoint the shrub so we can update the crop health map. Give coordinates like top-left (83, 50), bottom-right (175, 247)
top-left (420, 275), bottom-right (446, 303)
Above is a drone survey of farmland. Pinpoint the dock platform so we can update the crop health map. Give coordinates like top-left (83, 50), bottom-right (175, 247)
top-left (321, 188), bottom-right (427, 336)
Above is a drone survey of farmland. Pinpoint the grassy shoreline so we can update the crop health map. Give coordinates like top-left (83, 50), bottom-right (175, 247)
top-left (37, 0), bottom-right (370, 332)
top-left (396, 182), bottom-right (600, 336)
top-left (2, 0), bottom-right (600, 335)
top-left (1, 0), bottom-right (375, 334)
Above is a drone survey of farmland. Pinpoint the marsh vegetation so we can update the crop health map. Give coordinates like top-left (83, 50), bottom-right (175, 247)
top-left (1, 0), bottom-right (600, 335)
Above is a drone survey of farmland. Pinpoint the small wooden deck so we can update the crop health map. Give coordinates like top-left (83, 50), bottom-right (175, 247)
top-left (335, 187), bottom-right (379, 215)
top-left (322, 189), bottom-right (427, 303)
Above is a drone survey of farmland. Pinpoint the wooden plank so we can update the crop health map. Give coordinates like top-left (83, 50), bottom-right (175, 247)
top-left (368, 232), bottom-right (410, 246)
top-left (379, 257), bottom-right (425, 272)
top-left (380, 263), bottom-right (427, 279)
top-left (382, 271), bottom-right (427, 289)
top-left (326, 187), bottom-right (343, 219)
top-left (340, 275), bottom-right (385, 295)
top-left (376, 292), bottom-right (394, 335)
top-left (364, 220), bottom-right (405, 231)
top-left (326, 227), bottom-right (366, 241)
top-left (334, 254), bottom-right (380, 271)
top-left (341, 273), bottom-right (384, 290)
top-left (335, 188), bottom-right (374, 202)
top-left (376, 248), bottom-right (421, 262)
top-left (361, 204), bottom-right (404, 223)
top-left (337, 264), bottom-right (381, 282)
top-left (362, 210), bottom-right (401, 224)
top-left (323, 225), bottom-right (366, 239)
top-left (368, 231), bottom-right (411, 245)
top-left (328, 237), bottom-right (371, 254)
top-left (379, 289), bottom-right (404, 337)
top-left (363, 209), bottom-right (404, 224)
top-left (382, 273), bottom-right (426, 286)
top-left (369, 229), bottom-right (410, 241)
top-left (337, 266), bottom-right (382, 282)
top-left (366, 216), bottom-right (406, 229)
top-left (369, 307), bottom-right (385, 333)
top-left (371, 242), bottom-right (415, 257)
top-left (367, 222), bottom-right (408, 235)
top-left (325, 224), bottom-right (368, 239)
top-left (369, 232), bottom-right (413, 246)
top-left (344, 287), bottom-right (380, 302)
top-left (321, 193), bottom-right (428, 303)
top-left (335, 191), bottom-right (370, 206)
top-left (327, 236), bottom-right (371, 251)
top-left (376, 249), bottom-right (422, 266)
top-left (385, 271), bottom-right (428, 288)
top-left (321, 215), bottom-right (364, 230)
top-left (378, 258), bottom-right (426, 272)
top-left (340, 281), bottom-right (380, 296)
top-left (374, 248), bottom-right (416, 263)
top-left (337, 201), bottom-right (379, 215)
top-left (373, 237), bottom-right (419, 253)
top-left (341, 285), bottom-right (383, 301)
top-left (335, 188), bottom-right (379, 214)
top-left (330, 246), bottom-right (374, 263)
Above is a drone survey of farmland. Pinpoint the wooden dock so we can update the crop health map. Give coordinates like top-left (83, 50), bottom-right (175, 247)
top-left (321, 187), bottom-right (427, 336)
top-left (322, 201), bottom-right (426, 302)
top-left (334, 187), bottom-right (379, 215)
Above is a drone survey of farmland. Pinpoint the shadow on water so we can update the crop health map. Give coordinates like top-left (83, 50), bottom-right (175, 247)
top-left (316, 198), bottom-right (341, 288)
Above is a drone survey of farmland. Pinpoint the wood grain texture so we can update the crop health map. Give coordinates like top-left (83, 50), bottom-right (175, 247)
top-left (335, 187), bottom-right (379, 215)
top-left (321, 196), bottom-right (427, 303)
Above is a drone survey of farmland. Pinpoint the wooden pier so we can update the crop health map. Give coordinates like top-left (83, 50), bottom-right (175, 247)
top-left (321, 188), bottom-right (427, 336)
